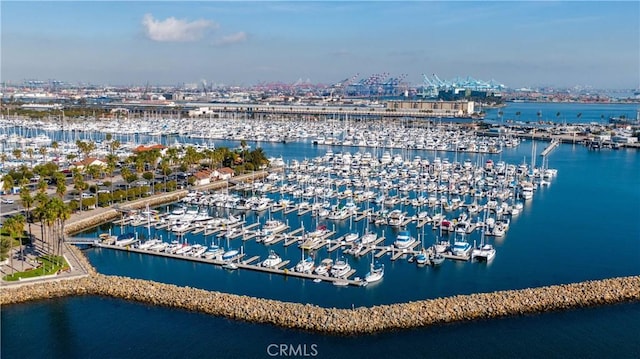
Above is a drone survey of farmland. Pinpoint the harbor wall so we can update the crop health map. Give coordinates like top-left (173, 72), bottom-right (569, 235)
top-left (1, 272), bottom-right (638, 335)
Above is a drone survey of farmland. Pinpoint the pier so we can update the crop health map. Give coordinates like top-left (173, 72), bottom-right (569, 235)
top-left (540, 139), bottom-right (560, 156)
top-left (94, 243), bottom-right (366, 286)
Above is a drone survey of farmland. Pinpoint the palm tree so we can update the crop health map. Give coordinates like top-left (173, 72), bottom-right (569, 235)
top-left (32, 192), bottom-right (49, 255)
top-left (26, 148), bottom-right (35, 168)
top-left (5, 214), bottom-right (25, 272)
top-left (55, 173), bottom-right (67, 198)
top-left (72, 167), bottom-right (87, 212)
top-left (110, 139), bottom-right (121, 155)
top-left (12, 148), bottom-right (22, 163)
top-left (51, 141), bottom-right (59, 160)
top-left (19, 185), bottom-right (34, 242)
top-left (38, 146), bottom-right (48, 162)
top-left (3, 174), bottom-right (14, 197)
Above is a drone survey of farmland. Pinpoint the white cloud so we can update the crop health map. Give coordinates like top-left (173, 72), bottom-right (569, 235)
top-left (214, 32), bottom-right (248, 46)
top-left (142, 14), bottom-right (217, 42)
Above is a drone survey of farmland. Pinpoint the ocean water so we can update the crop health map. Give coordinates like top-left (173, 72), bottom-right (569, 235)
top-left (2, 103), bottom-right (639, 357)
top-left (2, 297), bottom-right (639, 358)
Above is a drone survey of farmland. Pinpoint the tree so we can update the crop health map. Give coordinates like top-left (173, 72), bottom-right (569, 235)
top-left (32, 192), bottom-right (50, 254)
top-left (3, 174), bottom-right (14, 196)
top-left (19, 186), bottom-right (34, 242)
top-left (51, 141), bottom-right (59, 159)
top-left (12, 148), bottom-right (22, 162)
top-left (26, 148), bottom-right (35, 168)
top-left (72, 168), bottom-right (87, 212)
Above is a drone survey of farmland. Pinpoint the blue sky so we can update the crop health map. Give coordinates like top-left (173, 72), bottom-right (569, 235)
top-left (2, 1), bottom-right (639, 88)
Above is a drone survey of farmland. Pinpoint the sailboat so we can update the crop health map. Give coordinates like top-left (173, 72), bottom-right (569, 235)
top-left (415, 232), bottom-right (428, 266)
top-left (365, 252), bottom-right (384, 283)
top-left (472, 209), bottom-right (496, 261)
top-left (295, 246), bottom-right (314, 273)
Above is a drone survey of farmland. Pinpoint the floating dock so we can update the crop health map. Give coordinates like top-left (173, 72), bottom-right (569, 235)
top-left (94, 243), bottom-right (366, 286)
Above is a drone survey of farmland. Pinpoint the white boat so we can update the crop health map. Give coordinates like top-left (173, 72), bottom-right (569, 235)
top-left (115, 233), bottom-right (138, 247)
top-left (394, 230), bottom-right (416, 249)
top-left (330, 257), bottom-right (351, 278)
top-left (261, 250), bottom-right (283, 268)
top-left (430, 252), bottom-right (445, 265)
top-left (137, 238), bottom-right (161, 250)
top-left (223, 261), bottom-right (238, 270)
top-left (314, 258), bottom-right (333, 276)
top-left (365, 253), bottom-right (384, 283)
top-left (148, 242), bottom-right (169, 252)
top-left (452, 238), bottom-right (472, 257)
top-left (263, 219), bottom-right (287, 233)
top-left (175, 245), bottom-right (193, 255)
top-left (472, 243), bottom-right (496, 261)
top-left (415, 251), bottom-right (428, 265)
top-left (203, 245), bottom-right (223, 259)
top-left (190, 244), bottom-right (208, 257)
top-left (295, 256), bottom-right (314, 273)
top-left (344, 232), bottom-right (359, 243)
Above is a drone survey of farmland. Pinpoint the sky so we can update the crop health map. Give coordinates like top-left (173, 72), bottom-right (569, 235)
top-left (1, 1), bottom-right (639, 89)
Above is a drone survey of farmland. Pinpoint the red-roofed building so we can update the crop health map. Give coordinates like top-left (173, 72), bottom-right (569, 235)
top-left (70, 157), bottom-right (107, 171)
top-left (215, 167), bottom-right (235, 180)
top-left (132, 144), bottom-right (167, 154)
top-left (192, 169), bottom-right (212, 186)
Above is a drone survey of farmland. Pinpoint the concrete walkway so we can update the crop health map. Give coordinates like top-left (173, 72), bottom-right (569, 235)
top-left (0, 170), bottom-right (272, 287)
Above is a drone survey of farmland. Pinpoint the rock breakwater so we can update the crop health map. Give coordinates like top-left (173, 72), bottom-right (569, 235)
top-left (2, 274), bottom-right (638, 335)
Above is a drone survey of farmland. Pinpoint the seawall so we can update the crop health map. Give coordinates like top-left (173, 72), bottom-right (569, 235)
top-left (1, 272), bottom-right (638, 335)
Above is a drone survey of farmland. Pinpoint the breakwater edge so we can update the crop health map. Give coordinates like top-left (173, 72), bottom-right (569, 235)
top-left (2, 272), bottom-right (638, 335)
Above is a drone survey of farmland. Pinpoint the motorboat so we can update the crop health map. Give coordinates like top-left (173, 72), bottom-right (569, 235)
top-left (330, 257), bottom-right (351, 278)
top-left (365, 261), bottom-right (384, 283)
top-left (472, 243), bottom-right (496, 261)
top-left (295, 256), bottom-right (314, 273)
top-left (261, 250), bottom-right (283, 268)
top-left (394, 230), bottom-right (416, 249)
top-left (430, 252), bottom-right (445, 265)
top-left (314, 258), bottom-right (333, 276)
top-left (115, 233), bottom-right (138, 247)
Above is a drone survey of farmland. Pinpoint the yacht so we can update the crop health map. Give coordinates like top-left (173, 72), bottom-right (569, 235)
top-left (263, 219), bottom-right (287, 233)
top-left (365, 262), bottom-right (384, 283)
top-left (261, 250), bottom-right (283, 268)
top-left (295, 256), bottom-right (314, 273)
top-left (222, 248), bottom-right (240, 261)
top-left (394, 230), bottom-right (416, 249)
top-left (472, 243), bottom-right (496, 261)
top-left (415, 251), bottom-right (428, 265)
top-left (430, 252), bottom-right (445, 265)
top-left (203, 245), bottom-right (223, 259)
top-left (314, 258), bottom-right (333, 276)
top-left (115, 233), bottom-right (138, 247)
top-left (330, 257), bottom-right (351, 278)
top-left (452, 238), bottom-right (472, 257)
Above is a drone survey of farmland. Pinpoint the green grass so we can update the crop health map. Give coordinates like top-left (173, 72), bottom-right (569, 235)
top-left (2, 255), bottom-right (69, 281)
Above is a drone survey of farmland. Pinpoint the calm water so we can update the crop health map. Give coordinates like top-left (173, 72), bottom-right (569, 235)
top-left (2, 297), bottom-right (639, 358)
top-left (78, 138), bottom-right (640, 308)
top-left (483, 102), bottom-right (639, 123)
top-left (2, 103), bottom-right (640, 357)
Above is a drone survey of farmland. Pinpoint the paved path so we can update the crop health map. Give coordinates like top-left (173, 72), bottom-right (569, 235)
top-left (0, 170), bottom-right (272, 287)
